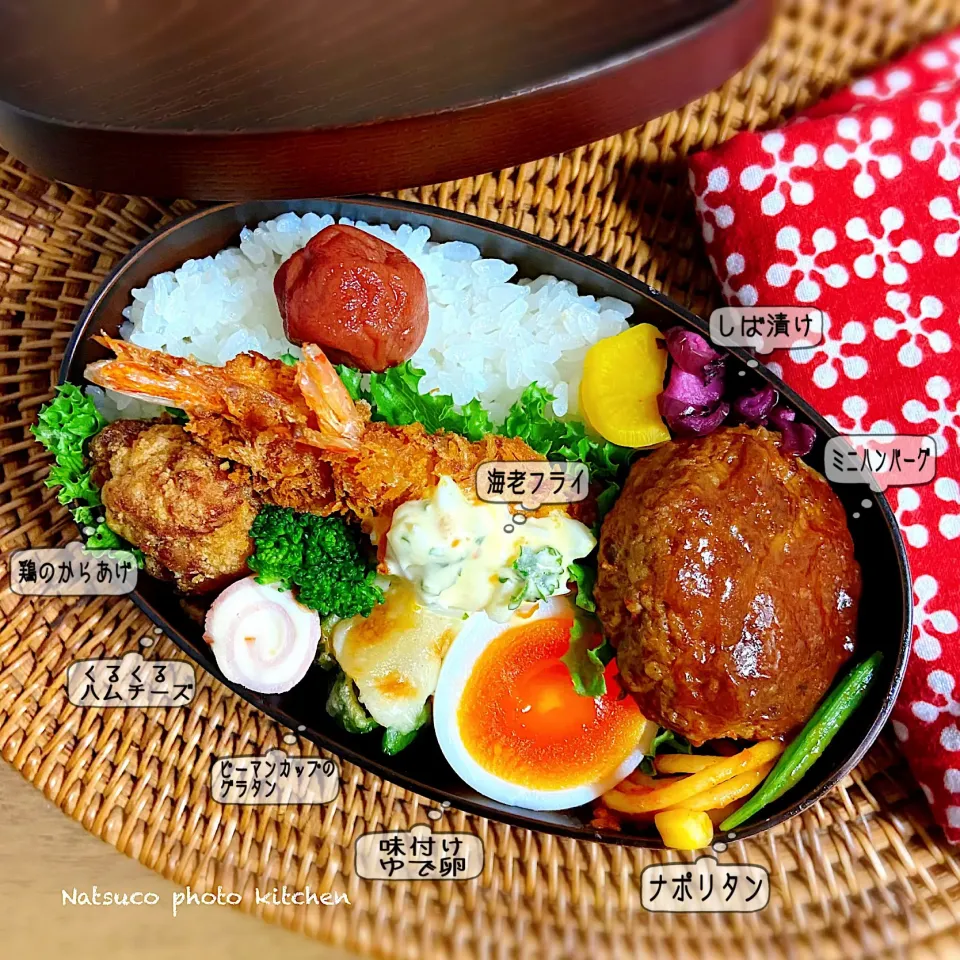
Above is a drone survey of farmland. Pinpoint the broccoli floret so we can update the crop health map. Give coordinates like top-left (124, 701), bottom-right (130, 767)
top-left (85, 522), bottom-right (129, 551)
top-left (248, 505), bottom-right (383, 619)
top-left (247, 505), bottom-right (307, 589)
top-left (296, 515), bottom-right (383, 618)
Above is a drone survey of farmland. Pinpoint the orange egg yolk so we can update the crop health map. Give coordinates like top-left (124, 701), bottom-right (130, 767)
top-left (457, 617), bottom-right (645, 791)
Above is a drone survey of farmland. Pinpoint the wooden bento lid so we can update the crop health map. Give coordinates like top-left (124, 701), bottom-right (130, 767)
top-left (0, 0), bottom-right (774, 200)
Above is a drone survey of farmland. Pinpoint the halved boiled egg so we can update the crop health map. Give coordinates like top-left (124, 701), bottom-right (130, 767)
top-left (434, 597), bottom-right (656, 811)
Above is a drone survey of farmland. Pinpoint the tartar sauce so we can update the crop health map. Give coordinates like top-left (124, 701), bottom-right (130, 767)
top-left (384, 476), bottom-right (596, 621)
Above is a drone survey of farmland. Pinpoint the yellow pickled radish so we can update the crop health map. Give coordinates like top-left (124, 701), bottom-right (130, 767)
top-left (579, 323), bottom-right (670, 448)
top-left (654, 809), bottom-right (714, 850)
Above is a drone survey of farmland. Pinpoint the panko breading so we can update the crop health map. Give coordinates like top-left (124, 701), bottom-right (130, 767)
top-left (89, 420), bottom-right (260, 594)
top-left (183, 413), bottom-right (339, 515)
top-left (186, 413), bottom-right (541, 526)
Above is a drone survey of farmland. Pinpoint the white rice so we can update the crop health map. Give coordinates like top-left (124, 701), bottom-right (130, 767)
top-left (91, 213), bottom-right (632, 423)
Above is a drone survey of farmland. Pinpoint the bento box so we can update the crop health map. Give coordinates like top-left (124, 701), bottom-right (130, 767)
top-left (44, 197), bottom-right (909, 849)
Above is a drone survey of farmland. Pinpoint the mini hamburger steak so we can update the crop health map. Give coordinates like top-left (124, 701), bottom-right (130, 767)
top-left (594, 426), bottom-right (861, 746)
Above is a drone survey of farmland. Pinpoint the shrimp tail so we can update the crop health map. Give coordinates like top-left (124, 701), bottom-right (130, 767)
top-left (85, 336), bottom-right (230, 413)
top-left (296, 344), bottom-right (364, 453)
top-left (84, 335), bottom-right (365, 455)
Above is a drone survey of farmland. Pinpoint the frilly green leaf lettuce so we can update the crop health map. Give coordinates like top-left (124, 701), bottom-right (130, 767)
top-left (499, 383), bottom-right (633, 482)
top-left (32, 385), bottom-right (141, 561)
top-left (339, 362), bottom-right (633, 481)
top-left (364, 362), bottom-right (494, 441)
top-left (566, 562), bottom-right (597, 612)
top-left (334, 363), bottom-right (366, 402)
top-left (561, 612), bottom-right (615, 698)
top-left (637, 728), bottom-right (693, 775)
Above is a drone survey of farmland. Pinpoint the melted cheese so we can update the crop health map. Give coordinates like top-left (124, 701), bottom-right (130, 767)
top-left (384, 476), bottom-right (596, 621)
top-left (331, 577), bottom-right (460, 733)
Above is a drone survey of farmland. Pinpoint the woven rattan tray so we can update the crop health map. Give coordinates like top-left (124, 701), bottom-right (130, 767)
top-left (2, 2), bottom-right (960, 956)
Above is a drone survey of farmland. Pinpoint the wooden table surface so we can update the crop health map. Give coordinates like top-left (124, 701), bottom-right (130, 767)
top-left (0, 760), bottom-right (360, 959)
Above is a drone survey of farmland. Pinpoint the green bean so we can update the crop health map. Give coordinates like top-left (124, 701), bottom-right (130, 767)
top-left (719, 652), bottom-right (883, 832)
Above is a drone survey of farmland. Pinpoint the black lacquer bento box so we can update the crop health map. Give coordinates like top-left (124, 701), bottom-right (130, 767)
top-left (60, 198), bottom-right (911, 847)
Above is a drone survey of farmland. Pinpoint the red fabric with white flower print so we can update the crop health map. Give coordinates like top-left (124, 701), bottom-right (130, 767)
top-left (688, 30), bottom-right (960, 840)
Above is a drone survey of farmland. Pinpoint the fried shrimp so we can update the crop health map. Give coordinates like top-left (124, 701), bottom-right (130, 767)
top-left (85, 337), bottom-right (542, 525)
top-left (86, 337), bottom-right (363, 453)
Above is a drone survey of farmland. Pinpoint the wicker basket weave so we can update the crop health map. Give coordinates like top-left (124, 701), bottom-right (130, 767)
top-left (2, 2), bottom-right (960, 957)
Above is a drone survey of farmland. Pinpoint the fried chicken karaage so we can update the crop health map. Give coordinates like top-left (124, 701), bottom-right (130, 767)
top-left (89, 419), bottom-right (259, 594)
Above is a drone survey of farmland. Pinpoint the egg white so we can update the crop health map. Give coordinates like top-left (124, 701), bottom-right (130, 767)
top-left (433, 596), bottom-right (650, 811)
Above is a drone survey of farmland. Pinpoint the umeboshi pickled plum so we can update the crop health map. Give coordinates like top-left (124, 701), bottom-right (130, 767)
top-left (274, 224), bottom-right (429, 372)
